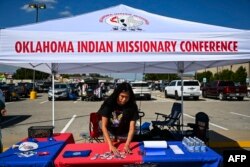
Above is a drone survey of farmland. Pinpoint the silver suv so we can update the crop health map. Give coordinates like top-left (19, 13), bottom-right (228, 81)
top-left (48, 83), bottom-right (70, 101)
top-left (164, 80), bottom-right (201, 100)
top-left (130, 81), bottom-right (151, 100)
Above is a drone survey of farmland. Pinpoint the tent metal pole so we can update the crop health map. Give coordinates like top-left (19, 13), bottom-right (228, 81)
top-left (177, 61), bottom-right (184, 135)
top-left (52, 73), bottom-right (55, 127)
top-left (181, 72), bottom-right (184, 134)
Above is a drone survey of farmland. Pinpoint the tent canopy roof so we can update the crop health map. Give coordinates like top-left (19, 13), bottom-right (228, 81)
top-left (8, 4), bottom-right (241, 33)
top-left (1, 4), bottom-right (250, 74)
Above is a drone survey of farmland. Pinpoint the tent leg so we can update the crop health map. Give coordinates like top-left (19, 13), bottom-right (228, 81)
top-left (177, 62), bottom-right (184, 136)
top-left (180, 72), bottom-right (184, 135)
top-left (52, 73), bottom-right (55, 128)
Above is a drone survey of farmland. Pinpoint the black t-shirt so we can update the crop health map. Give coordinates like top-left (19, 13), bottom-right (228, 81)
top-left (98, 101), bottom-right (139, 136)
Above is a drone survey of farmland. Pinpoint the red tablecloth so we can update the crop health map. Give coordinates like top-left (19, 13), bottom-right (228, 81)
top-left (23, 133), bottom-right (75, 144)
top-left (54, 142), bottom-right (142, 167)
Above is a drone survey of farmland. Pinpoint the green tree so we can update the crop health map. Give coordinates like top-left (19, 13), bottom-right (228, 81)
top-left (196, 71), bottom-right (213, 83)
top-left (61, 74), bottom-right (70, 79)
top-left (89, 73), bottom-right (101, 77)
top-left (220, 69), bottom-right (234, 80)
top-left (214, 69), bottom-right (234, 80)
top-left (12, 68), bottom-right (49, 80)
top-left (144, 74), bottom-right (178, 81)
top-left (233, 66), bottom-right (247, 84)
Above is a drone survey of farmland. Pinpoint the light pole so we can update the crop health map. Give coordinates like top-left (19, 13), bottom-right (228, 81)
top-left (28, 3), bottom-right (46, 22)
top-left (28, 3), bottom-right (46, 92)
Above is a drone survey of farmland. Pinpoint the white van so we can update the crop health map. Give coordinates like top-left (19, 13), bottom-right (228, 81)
top-left (130, 81), bottom-right (151, 100)
top-left (164, 80), bottom-right (201, 100)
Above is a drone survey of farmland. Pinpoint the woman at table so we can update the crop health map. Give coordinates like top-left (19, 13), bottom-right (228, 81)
top-left (98, 82), bottom-right (139, 155)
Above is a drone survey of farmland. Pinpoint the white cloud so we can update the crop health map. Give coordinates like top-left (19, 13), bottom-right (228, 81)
top-left (20, 4), bottom-right (34, 12)
top-left (46, 4), bottom-right (55, 9)
top-left (59, 11), bottom-right (73, 17)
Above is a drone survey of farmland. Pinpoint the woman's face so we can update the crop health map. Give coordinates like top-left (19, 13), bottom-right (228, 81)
top-left (117, 91), bottom-right (130, 106)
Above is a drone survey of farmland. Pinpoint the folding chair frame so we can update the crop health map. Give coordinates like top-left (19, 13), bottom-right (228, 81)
top-left (151, 102), bottom-right (182, 139)
top-left (88, 112), bottom-right (104, 143)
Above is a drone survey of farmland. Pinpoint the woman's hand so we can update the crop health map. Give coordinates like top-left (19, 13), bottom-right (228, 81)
top-left (1, 109), bottom-right (6, 116)
top-left (109, 145), bottom-right (120, 155)
top-left (123, 144), bottom-right (132, 154)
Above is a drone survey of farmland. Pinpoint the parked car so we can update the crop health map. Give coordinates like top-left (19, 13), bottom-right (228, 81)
top-left (247, 86), bottom-right (250, 97)
top-left (154, 83), bottom-right (161, 91)
top-left (164, 80), bottom-right (201, 100)
top-left (0, 84), bottom-right (19, 101)
top-left (201, 80), bottom-right (247, 101)
top-left (130, 81), bottom-right (151, 100)
top-left (41, 81), bottom-right (52, 93)
top-left (36, 81), bottom-right (46, 93)
top-left (48, 83), bottom-right (71, 101)
top-left (0, 89), bottom-right (5, 103)
top-left (68, 83), bottom-right (78, 95)
top-left (159, 82), bottom-right (169, 92)
top-left (17, 82), bottom-right (36, 97)
top-left (79, 79), bottom-right (102, 101)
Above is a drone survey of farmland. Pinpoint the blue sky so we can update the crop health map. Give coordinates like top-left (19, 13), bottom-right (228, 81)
top-left (0, 0), bottom-right (250, 80)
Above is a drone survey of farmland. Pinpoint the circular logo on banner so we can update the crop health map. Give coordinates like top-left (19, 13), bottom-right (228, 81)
top-left (100, 14), bottom-right (148, 31)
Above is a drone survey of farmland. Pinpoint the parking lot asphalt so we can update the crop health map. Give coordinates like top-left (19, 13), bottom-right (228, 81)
top-left (2, 91), bottom-right (250, 151)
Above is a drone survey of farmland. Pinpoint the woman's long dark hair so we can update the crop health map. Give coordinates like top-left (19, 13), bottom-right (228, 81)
top-left (101, 82), bottom-right (136, 108)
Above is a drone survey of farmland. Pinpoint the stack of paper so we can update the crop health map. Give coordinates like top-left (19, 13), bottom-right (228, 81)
top-left (143, 141), bottom-right (167, 156)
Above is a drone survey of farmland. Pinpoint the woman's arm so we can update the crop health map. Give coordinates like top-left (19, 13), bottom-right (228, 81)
top-left (101, 116), bottom-right (119, 154)
top-left (124, 120), bottom-right (136, 153)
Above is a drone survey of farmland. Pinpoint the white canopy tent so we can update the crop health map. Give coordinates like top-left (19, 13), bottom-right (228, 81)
top-left (1, 4), bottom-right (250, 127)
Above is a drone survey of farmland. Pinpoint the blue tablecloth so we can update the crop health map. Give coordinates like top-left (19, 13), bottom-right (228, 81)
top-left (141, 141), bottom-right (222, 167)
top-left (0, 141), bottom-right (65, 167)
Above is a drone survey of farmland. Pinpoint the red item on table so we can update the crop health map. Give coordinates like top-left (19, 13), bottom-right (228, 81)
top-left (54, 142), bottom-right (143, 167)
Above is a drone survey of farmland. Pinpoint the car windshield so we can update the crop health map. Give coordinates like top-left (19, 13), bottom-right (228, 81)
top-left (0, 86), bottom-right (9, 90)
top-left (69, 84), bottom-right (76, 88)
top-left (131, 83), bottom-right (149, 87)
top-left (177, 81), bottom-right (199, 86)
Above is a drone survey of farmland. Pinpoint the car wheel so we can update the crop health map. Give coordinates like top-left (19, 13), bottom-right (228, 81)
top-left (164, 90), bottom-right (168, 98)
top-left (202, 91), bottom-right (207, 98)
top-left (237, 97), bottom-right (244, 101)
top-left (147, 96), bottom-right (151, 100)
top-left (219, 93), bottom-right (225, 100)
top-left (175, 91), bottom-right (179, 100)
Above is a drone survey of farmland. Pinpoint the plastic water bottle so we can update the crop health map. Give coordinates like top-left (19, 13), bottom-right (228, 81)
top-left (188, 137), bottom-right (195, 152)
top-left (182, 137), bottom-right (188, 147)
top-left (194, 138), bottom-right (201, 152)
top-left (200, 141), bottom-right (207, 152)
